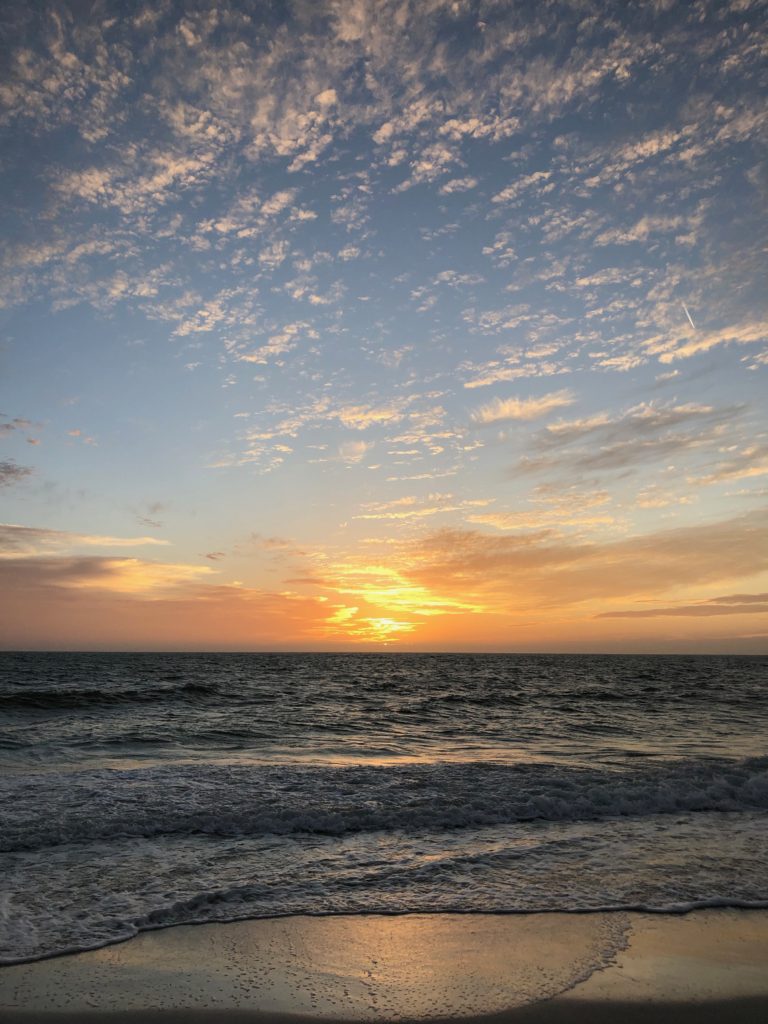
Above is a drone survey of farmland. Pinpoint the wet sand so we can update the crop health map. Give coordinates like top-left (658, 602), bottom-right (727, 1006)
top-left (1, 909), bottom-right (767, 1022)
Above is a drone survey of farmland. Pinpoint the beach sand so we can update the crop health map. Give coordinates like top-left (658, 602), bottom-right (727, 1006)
top-left (1, 909), bottom-right (767, 1022)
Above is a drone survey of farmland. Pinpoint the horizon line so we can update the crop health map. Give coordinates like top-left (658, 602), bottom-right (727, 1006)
top-left (1, 648), bottom-right (764, 657)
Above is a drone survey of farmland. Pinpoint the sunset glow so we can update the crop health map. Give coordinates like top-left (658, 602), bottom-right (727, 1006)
top-left (0, 1), bottom-right (766, 652)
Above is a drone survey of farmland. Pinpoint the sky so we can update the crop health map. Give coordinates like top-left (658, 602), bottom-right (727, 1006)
top-left (0, 0), bottom-right (766, 653)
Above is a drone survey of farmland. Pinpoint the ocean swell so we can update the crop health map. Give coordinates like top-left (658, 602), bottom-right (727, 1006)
top-left (2, 756), bottom-right (767, 853)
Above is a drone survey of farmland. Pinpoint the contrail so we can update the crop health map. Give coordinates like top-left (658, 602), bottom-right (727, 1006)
top-left (682, 302), bottom-right (696, 329)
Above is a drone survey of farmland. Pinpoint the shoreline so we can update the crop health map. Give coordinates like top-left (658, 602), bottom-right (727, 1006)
top-left (2, 909), bottom-right (768, 1022)
top-left (7, 900), bottom-right (768, 970)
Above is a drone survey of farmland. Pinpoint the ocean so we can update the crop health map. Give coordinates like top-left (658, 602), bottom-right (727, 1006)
top-left (1, 651), bottom-right (767, 965)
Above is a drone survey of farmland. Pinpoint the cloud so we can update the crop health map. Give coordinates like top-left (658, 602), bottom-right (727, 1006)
top-left (433, 270), bottom-right (484, 289)
top-left (480, 231), bottom-right (517, 269)
top-left (597, 593), bottom-right (768, 618)
top-left (492, 170), bottom-right (552, 205)
top-left (260, 189), bottom-right (300, 217)
top-left (461, 305), bottom-right (537, 335)
top-left (404, 509), bottom-right (768, 610)
top-left (540, 402), bottom-right (722, 446)
top-left (595, 214), bottom-right (684, 246)
top-left (0, 10), bottom-right (133, 142)
top-left (439, 176), bottom-right (478, 194)
top-left (238, 321), bottom-right (318, 365)
top-left (469, 510), bottom-right (615, 531)
top-left (647, 320), bottom-right (766, 363)
top-left (595, 353), bottom-right (646, 372)
top-left (354, 492), bottom-right (492, 522)
top-left (471, 390), bottom-right (575, 424)
top-left (469, 489), bottom-right (614, 532)
top-left (688, 443), bottom-right (768, 487)
top-left (315, 558), bottom-right (486, 622)
top-left (0, 554), bottom-right (214, 595)
top-left (335, 403), bottom-right (407, 430)
top-left (519, 401), bottom-right (740, 476)
top-left (0, 524), bottom-right (170, 555)
top-left (338, 440), bottom-right (370, 463)
top-left (0, 559), bottom-right (332, 649)
top-left (258, 240), bottom-right (290, 269)
top-left (0, 415), bottom-right (41, 441)
top-left (314, 88), bottom-right (337, 108)
top-left (461, 351), bottom-right (567, 389)
top-left (4, 510), bottom-right (767, 649)
top-left (438, 114), bottom-right (520, 142)
top-left (0, 460), bottom-right (32, 487)
top-left (54, 149), bottom-right (220, 215)
top-left (235, 533), bottom-right (301, 558)
top-left (135, 502), bottom-right (166, 529)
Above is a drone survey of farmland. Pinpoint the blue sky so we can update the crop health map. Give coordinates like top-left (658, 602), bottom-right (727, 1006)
top-left (1, 0), bottom-right (767, 650)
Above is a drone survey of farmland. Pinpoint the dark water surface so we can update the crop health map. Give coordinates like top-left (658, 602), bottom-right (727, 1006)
top-left (1, 652), bottom-right (767, 963)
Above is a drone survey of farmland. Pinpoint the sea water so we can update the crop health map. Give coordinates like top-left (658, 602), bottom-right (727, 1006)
top-left (1, 652), bottom-right (766, 963)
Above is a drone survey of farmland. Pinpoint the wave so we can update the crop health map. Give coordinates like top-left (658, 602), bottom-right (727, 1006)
top-left (3, 809), bottom-right (768, 965)
top-left (0, 680), bottom-right (217, 709)
top-left (2, 755), bottom-right (767, 853)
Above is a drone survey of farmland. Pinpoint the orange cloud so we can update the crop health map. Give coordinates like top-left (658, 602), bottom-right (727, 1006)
top-left (0, 556), bottom-right (329, 650)
top-left (2, 510), bottom-right (766, 652)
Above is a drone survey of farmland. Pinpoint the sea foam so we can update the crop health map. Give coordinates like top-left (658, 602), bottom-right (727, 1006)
top-left (2, 756), bottom-right (767, 853)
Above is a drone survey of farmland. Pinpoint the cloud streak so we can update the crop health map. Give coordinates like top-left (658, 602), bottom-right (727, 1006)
top-left (598, 593), bottom-right (768, 618)
top-left (472, 390), bottom-right (575, 425)
top-left (0, 524), bottom-right (171, 555)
